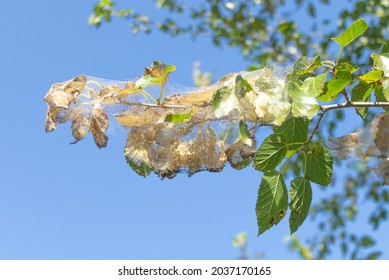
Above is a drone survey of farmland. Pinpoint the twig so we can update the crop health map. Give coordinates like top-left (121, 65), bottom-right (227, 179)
top-left (321, 101), bottom-right (389, 111)
top-left (120, 100), bottom-right (191, 109)
top-left (306, 101), bottom-right (389, 143)
top-left (341, 90), bottom-right (351, 104)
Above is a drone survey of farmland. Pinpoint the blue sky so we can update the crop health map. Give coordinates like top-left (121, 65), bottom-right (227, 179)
top-left (0, 0), bottom-right (387, 260)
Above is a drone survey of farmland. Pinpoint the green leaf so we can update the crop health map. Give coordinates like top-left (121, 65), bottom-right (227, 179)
top-left (289, 177), bottom-right (312, 234)
top-left (335, 62), bottom-right (359, 73)
top-left (382, 43), bottom-right (389, 54)
top-left (331, 18), bottom-right (368, 47)
top-left (301, 72), bottom-right (328, 97)
top-left (351, 81), bottom-right (373, 119)
top-left (288, 73), bottom-right (326, 119)
top-left (235, 75), bottom-right (253, 97)
top-left (164, 110), bottom-right (192, 122)
top-left (297, 56), bottom-right (322, 74)
top-left (212, 86), bottom-right (237, 117)
top-left (239, 120), bottom-right (249, 144)
top-left (372, 53), bottom-right (389, 74)
top-left (254, 134), bottom-right (287, 172)
top-left (307, 3), bottom-right (315, 17)
top-left (318, 70), bottom-right (352, 102)
top-left (303, 143), bottom-right (333, 186)
top-left (291, 57), bottom-right (311, 73)
top-left (125, 156), bottom-right (153, 177)
top-left (256, 170), bottom-right (288, 235)
top-left (135, 61), bottom-right (176, 89)
top-left (359, 236), bottom-right (375, 247)
top-left (366, 252), bottom-right (382, 260)
top-left (376, 79), bottom-right (389, 111)
top-left (274, 117), bottom-right (309, 153)
top-left (358, 69), bottom-right (384, 83)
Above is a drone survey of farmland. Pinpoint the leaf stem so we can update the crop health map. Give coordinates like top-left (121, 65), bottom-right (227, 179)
top-left (158, 83), bottom-right (166, 105)
top-left (140, 89), bottom-right (158, 103)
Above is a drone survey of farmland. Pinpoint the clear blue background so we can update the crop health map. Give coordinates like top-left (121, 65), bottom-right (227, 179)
top-left (1, 0), bottom-right (387, 259)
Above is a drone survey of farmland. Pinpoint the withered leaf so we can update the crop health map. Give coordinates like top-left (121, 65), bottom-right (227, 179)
top-left (144, 61), bottom-right (169, 77)
top-left (64, 75), bottom-right (87, 94)
top-left (116, 82), bottom-right (140, 99)
top-left (70, 106), bottom-right (109, 148)
top-left (45, 107), bottom-right (60, 132)
top-left (376, 159), bottom-right (389, 185)
top-left (370, 113), bottom-right (389, 155)
top-left (44, 82), bottom-right (78, 109)
top-left (90, 107), bottom-right (109, 148)
top-left (226, 137), bottom-right (256, 170)
top-left (328, 133), bottom-right (360, 159)
top-left (114, 107), bottom-right (169, 128)
top-left (71, 112), bottom-right (90, 143)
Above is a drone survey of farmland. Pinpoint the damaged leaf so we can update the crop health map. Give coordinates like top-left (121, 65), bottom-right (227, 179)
top-left (256, 170), bottom-right (288, 235)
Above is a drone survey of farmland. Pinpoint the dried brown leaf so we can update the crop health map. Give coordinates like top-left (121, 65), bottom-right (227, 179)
top-left (71, 113), bottom-right (90, 144)
top-left (117, 82), bottom-right (140, 99)
top-left (164, 91), bottom-right (213, 107)
top-left (45, 107), bottom-right (60, 132)
top-left (114, 107), bottom-right (169, 128)
top-left (64, 75), bottom-right (87, 94)
top-left (328, 133), bottom-right (360, 159)
top-left (44, 82), bottom-right (78, 109)
top-left (370, 113), bottom-right (389, 155)
top-left (90, 107), bottom-right (109, 148)
top-left (376, 158), bottom-right (389, 185)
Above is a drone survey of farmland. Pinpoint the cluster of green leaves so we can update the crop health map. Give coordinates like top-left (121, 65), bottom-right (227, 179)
top-left (89, 0), bottom-right (389, 65)
top-left (253, 117), bottom-right (332, 235)
top-left (247, 19), bottom-right (389, 236)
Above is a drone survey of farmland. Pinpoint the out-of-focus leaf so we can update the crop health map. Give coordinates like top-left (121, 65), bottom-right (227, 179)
top-left (359, 236), bottom-right (375, 247)
top-left (289, 177), bottom-right (312, 234)
top-left (366, 251), bottom-right (382, 260)
top-left (297, 56), bottom-right (322, 74)
top-left (370, 113), bottom-right (389, 155)
top-left (331, 19), bottom-right (368, 47)
top-left (382, 43), bottom-right (389, 54)
top-left (335, 62), bottom-right (359, 73)
top-left (303, 142), bottom-right (333, 186)
top-left (256, 170), bottom-right (288, 235)
top-left (232, 232), bottom-right (247, 248)
top-left (254, 134), bottom-right (287, 172)
top-left (372, 54), bottom-right (389, 74)
top-left (328, 132), bottom-right (360, 159)
top-left (358, 70), bottom-right (384, 84)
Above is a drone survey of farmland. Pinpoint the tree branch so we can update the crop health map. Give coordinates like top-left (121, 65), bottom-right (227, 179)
top-left (321, 101), bottom-right (389, 112)
top-left (307, 101), bottom-right (389, 143)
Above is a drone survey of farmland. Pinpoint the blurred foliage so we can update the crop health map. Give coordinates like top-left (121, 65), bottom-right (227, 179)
top-left (90, 0), bottom-right (388, 66)
top-left (89, 0), bottom-right (389, 259)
